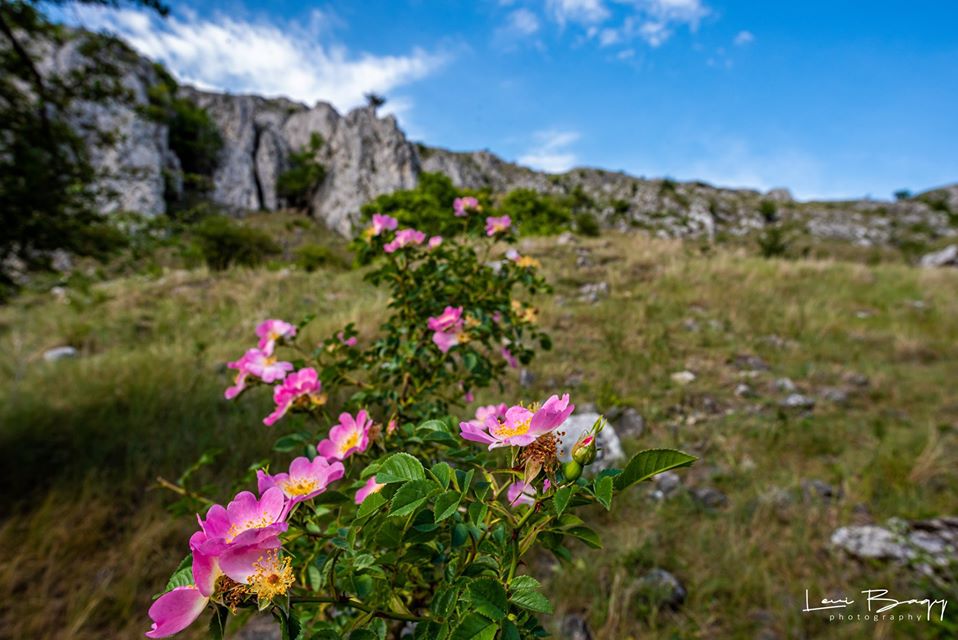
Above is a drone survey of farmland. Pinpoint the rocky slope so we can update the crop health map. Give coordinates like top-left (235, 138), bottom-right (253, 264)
top-left (55, 30), bottom-right (958, 244)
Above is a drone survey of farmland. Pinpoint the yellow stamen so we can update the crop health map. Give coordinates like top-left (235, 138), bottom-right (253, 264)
top-left (281, 477), bottom-right (319, 497)
top-left (340, 431), bottom-right (360, 456)
top-left (492, 416), bottom-right (532, 439)
top-left (246, 551), bottom-right (294, 600)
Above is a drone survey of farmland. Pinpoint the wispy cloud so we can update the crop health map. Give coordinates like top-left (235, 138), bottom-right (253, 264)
top-left (547, 0), bottom-right (609, 26)
top-left (518, 129), bottom-right (580, 173)
top-left (733, 30), bottom-right (754, 46)
top-left (506, 8), bottom-right (541, 35)
top-left (540, 0), bottom-right (711, 48)
top-left (72, 7), bottom-right (448, 112)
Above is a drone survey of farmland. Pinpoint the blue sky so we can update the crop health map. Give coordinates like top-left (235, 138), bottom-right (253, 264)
top-left (65, 1), bottom-right (958, 200)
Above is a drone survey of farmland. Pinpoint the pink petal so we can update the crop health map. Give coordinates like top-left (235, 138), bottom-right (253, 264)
top-left (145, 586), bottom-right (208, 638)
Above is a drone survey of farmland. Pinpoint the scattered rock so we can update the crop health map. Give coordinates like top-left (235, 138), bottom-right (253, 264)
top-left (556, 231), bottom-right (578, 246)
top-left (780, 393), bottom-right (815, 410)
top-left (831, 517), bottom-right (958, 572)
top-left (690, 486), bottom-right (729, 509)
top-left (670, 370), bottom-right (696, 385)
top-left (734, 383), bottom-right (756, 398)
top-left (919, 244), bottom-right (958, 268)
top-left (699, 395), bottom-right (721, 415)
top-left (802, 479), bottom-right (843, 503)
top-left (519, 368), bottom-right (536, 388)
top-left (682, 318), bottom-right (700, 332)
top-left (616, 408), bottom-right (645, 438)
top-left (649, 471), bottom-right (682, 501)
top-left (855, 309), bottom-right (874, 319)
top-left (556, 412), bottom-right (625, 472)
top-left (775, 378), bottom-right (797, 392)
top-left (577, 281), bottom-right (609, 303)
top-left (559, 613), bottom-right (593, 640)
top-left (43, 346), bottom-right (78, 362)
top-left (820, 387), bottom-right (849, 404)
top-left (634, 569), bottom-right (687, 610)
top-left (730, 353), bottom-right (769, 371)
top-left (843, 372), bottom-right (870, 387)
top-left (762, 334), bottom-right (790, 349)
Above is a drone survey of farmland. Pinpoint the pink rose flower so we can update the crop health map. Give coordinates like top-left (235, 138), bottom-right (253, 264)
top-left (257, 456), bottom-right (345, 506)
top-left (384, 228), bottom-right (426, 253)
top-left (355, 476), bottom-right (385, 504)
top-left (485, 215), bottom-right (512, 236)
top-left (337, 331), bottom-right (358, 347)
top-left (428, 235), bottom-right (443, 249)
top-left (317, 410), bottom-right (373, 460)
top-left (263, 368), bottom-right (324, 426)
top-left (224, 349), bottom-right (293, 399)
top-left (453, 196), bottom-right (480, 217)
top-left (501, 346), bottom-right (519, 369)
top-left (255, 319), bottom-right (296, 355)
top-left (459, 394), bottom-right (575, 449)
top-left (370, 213), bottom-right (398, 236)
top-left (427, 306), bottom-right (463, 332)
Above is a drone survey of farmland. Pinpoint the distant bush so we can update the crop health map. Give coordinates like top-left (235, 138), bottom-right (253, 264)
top-left (361, 172), bottom-right (465, 236)
top-left (294, 243), bottom-right (347, 272)
top-left (894, 189), bottom-right (912, 201)
top-left (576, 212), bottom-right (601, 237)
top-left (758, 199), bottom-right (778, 223)
top-left (277, 133), bottom-right (327, 210)
top-left (498, 188), bottom-right (572, 235)
top-left (757, 224), bottom-right (789, 258)
top-left (192, 216), bottom-right (280, 270)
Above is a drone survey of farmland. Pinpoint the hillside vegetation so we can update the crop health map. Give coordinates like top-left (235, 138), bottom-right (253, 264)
top-left (1, 222), bottom-right (956, 639)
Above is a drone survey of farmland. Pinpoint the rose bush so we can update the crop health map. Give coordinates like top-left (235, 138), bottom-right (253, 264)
top-left (147, 202), bottom-right (694, 639)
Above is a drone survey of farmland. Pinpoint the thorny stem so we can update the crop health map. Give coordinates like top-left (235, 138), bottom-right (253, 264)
top-left (155, 476), bottom-right (214, 506)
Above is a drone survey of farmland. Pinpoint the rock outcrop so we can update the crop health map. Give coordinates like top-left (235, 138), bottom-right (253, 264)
top-left (46, 29), bottom-right (958, 244)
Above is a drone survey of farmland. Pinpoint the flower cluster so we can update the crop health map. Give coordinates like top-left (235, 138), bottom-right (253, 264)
top-left (453, 196), bottom-right (480, 217)
top-left (426, 305), bottom-right (466, 353)
top-left (224, 320), bottom-right (296, 399)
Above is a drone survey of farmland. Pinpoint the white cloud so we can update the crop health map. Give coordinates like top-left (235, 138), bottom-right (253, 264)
top-left (73, 7), bottom-right (447, 112)
top-left (518, 130), bottom-right (580, 173)
top-left (506, 8), bottom-right (541, 35)
top-left (733, 30), bottom-right (754, 46)
top-left (548, 0), bottom-right (610, 25)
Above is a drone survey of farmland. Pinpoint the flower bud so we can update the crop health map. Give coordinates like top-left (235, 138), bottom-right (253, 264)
top-left (571, 434), bottom-right (597, 466)
top-left (563, 460), bottom-right (582, 482)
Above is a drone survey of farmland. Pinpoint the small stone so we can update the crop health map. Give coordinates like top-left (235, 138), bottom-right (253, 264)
top-left (690, 487), bottom-right (729, 509)
top-left (519, 368), bottom-right (536, 388)
top-left (775, 378), bottom-right (796, 392)
top-left (734, 383), bottom-right (756, 398)
top-left (616, 408), bottom-right (645, 438)
top-left (577, 281), bottom-right (609, 303)
top-left (682, 318), bottom-right (700, 332)
top-left (831, 525), bottom-right (911, 561)
top-left (820, 387), bottom-right (849, 404)
top-left (780, 393), bottom-right (815, 409)
top-left (634, 569), bottom-right (687, 610)
top-left (802, 479), bottom-right (843, 502)
top-left (731, 353), bottom-right (769, 371)
top-left (556, 231), bottom-right (578, 246)
top-left (559, 613), bottom-right (593, 640)
top-left (43, 346), bottom-right (78, 362)
top-left (671, 370), bottom-right (696, 385)
top-left (844, 372), bottom-right (870, 387)
top-left (649, 470), bottom-right (682, 501)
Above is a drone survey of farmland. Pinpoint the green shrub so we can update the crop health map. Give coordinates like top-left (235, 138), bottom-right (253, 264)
top-left (360, 172), bottom-right (464, 236)
top-left (758, 199), bottom-right (778, 223)
top-left (277, 133), bottom-right (326, 210)
top-left (575, 211), bottom-right (601, 237)
top-left (757, 224), bottom-right (789, 258)
top-left (192, 216), bottom-right (280, 270)
top-left (498, 188), bottom-right (572, 235)
top-left (294, 243), bottom-right (347, 271)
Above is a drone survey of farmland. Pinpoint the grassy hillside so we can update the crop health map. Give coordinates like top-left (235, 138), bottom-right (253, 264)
top-left (1, 229), bottom-right (956, 639)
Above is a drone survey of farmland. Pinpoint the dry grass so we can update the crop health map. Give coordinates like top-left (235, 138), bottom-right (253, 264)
top-left (1, 231), bottom-right (957, 639)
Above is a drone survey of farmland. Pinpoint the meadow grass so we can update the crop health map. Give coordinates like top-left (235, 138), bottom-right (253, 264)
top-left (1, 231), bottom-right (955, 639)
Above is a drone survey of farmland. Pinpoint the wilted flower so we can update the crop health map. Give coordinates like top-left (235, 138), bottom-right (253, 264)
top-left (257, 456), bottom-right (344, 505)
top-left (263, 368), bottom-right (326, 426)
top-left (459, 394), bottom-right (575, 449)
top-left (453, 196), bottom-right (480, 217)
top-left (355, 476), bottom-right (385, 504)
top-left (255, 319), bottom-right (296, 355)
top-left (485, 215), bottom-right (512, 236)
top-left (317, 410), bottom-right (373, 460)
top-left (384, 228), bottom-right (426, 253)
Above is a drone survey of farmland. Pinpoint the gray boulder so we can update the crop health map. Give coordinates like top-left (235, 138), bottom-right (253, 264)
top-left (634, 569), bottom-right (686, 610)
top-left (919, 245), bottom-right (958, 268)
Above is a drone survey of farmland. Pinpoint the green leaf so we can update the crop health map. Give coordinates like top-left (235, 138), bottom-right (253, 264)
top-left (349, 631), bottom-right (379, 640)
top-left (356, 492), bottom-right (387, 519)
top-left (566, 525), bottom-right (602, 549)
top-left (466, 577), bottom-right (508, 621)
top-left (452, 523), bottom-right (469, 547)
top-left (552, 485), bottom-right (574, 517)
top-left (508, 576), bottom-right (553, 614)
top-left (208, 604), bottom-right (229, 640)
top-left (376, 452), bottom-right (426, 484)
top-left (500, 620), bottom-right (521, 640)
top-left (434, 490), bottom-right (462, 522)
top-left (389, 480), bottom-right (440, 518)
top-left (593, 475), bottom-right (613, 511)
top-left (273, 433), bottom-right (306, 453)
top-left (164, 565), bottom-right (193, 593)
top-left (450, 613), bottom-right (498, 640)
top-left (613, 448), bottom-right (696, 491)
top-left (430, 462), bottom-right (452, 489)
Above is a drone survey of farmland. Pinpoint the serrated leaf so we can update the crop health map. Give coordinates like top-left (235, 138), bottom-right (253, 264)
top-left (508, 576), bottom-right (553, 615)
top-left (566, 525), bottom-right (602, 549)
top-left (430, 462), bottom-right (452, 489)
top-left (552, 485), bottom-right (574, 517)
top-left (613, 448), bottom-right (696, 491)
top-left (509, 575), bottom-right (542, 592)
top-left (356, 492), bottom-right (387, 519)
top-left (377, 452), bottom-right (426, 484)
top-left (434, 490), bottom-right (462, 522)
top-left (466, 577), bottom-right (508, 621)
top-left (593, 475), bottom-right (613, 510)
top-left (164, 565), bottom-right (193, 593)
top-left (450, 613), bottom-right (498, 640)
top-left (389, 480), bottom-right (439, 518)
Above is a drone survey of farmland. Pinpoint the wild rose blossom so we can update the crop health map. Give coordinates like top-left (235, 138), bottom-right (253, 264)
top-left (501, 346), bottom-right (519, 369)
top-left (355, 477), bottom-right (385, 504)
top-left (428, 235), bottom-right (443, 249)
top-left (427, 306), bottom-right (466, 353)
top-left (317, 410), bottom-right (372, 460)
top-left (263, 368), bottom-right (325, 426)
top-left (459, 394), bottom-right (575, 449)
top-left (256, 319), bottom-right (296, 355)
top-left (453, 196), bottom-right (480, 217)
top-left (224, 349), bottom-right (293, 399)
top-left (506, 479), bottom-right (551, 507)
top-left (194, 488), bottom-right (288, 555)
top-left (384, 228), bottom-right (426, 253)
top-left (485, 215), bottom-right (511, 236)
top-left (370, 213), bottom-right (398, 236)
top-left (337, 331), bottom-right (358, 347)
top-left (257, 456), bottom-right (345, 506)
